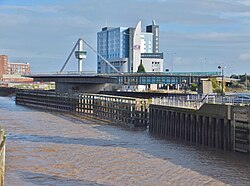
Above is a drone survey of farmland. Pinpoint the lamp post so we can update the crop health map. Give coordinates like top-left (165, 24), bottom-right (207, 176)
top-left (218, 66), bottom-right (226, 96)
top-left (245, 73), bottom-right (248, 91)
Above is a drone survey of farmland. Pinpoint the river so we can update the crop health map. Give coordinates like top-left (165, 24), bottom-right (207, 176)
top-left (0, 96), bottom-right (250, 186)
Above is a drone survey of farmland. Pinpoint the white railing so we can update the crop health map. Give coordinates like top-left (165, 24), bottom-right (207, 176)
top-left (152, 97), bottom-right (204, 110)
top-left (29, 71), bottom-right (97, 76)
top-left (151, 94), bottom-right (249, 109)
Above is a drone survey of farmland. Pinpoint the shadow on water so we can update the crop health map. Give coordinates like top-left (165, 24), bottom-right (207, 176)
top-left (94, 125), bottom-right (250, 185)
top-left (7, 127), bottom-right (250, 185)
top-left (0, 96), bottom-right (35, 113)
top-left (18, 171), bottom-right (107, 186)
top-left (7, 133), bottom-right (132, 148)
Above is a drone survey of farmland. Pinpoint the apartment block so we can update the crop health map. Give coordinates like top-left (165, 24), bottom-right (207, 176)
top-left (97, 20), bottom-right (164, 74)
top-left (0, 55), bottom-right (32, 84)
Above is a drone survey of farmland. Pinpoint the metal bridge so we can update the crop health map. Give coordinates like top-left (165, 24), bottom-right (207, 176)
top-left (26, 38), bottom-right (221, 93)
top-left (29, 71), bottom-right (220, 85)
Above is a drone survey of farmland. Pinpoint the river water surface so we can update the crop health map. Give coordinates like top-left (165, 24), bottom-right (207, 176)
top-left (0, 96), bottom-right (250, 186)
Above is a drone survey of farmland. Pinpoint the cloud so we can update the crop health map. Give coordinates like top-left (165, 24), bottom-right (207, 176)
top-left (0, 5), bottom-right (60, 13)
top-left (0, 0), bottom-right (250, 74)
top-left (239, 52), bottom-right (250, 61)
top-left (173, 57), bottom-right (192, 65)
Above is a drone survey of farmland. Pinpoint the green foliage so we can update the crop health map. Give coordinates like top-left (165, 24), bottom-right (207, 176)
top-left (210, 78), bottom-right (219, 91)
top-left (232, 74), bottom-right (249, 83)
top-left (229, 74), bottom-right (249, 90)
top-left (137, 62), bottom-right (146, 73)
top-left (230, 74), bottom-right (238, 79)
top-left (214, 87), bottom-right (223, 93)
top-left (190, 83), bottom-right (198, 91)
top-left (209, 77), bottom-right (225, 93)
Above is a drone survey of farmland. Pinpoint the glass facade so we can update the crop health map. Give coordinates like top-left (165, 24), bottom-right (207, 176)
top-left (140, 33), bottom-right (153, 53)
top-left (97, 21), bottom-right (163, 74)
top-left (97, 27), bottom-right (128, 73)
top-left (115, 72), bottom-right (220, 85)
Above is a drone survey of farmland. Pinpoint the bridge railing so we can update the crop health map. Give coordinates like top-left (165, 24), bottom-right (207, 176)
top-left (29, 71), bottom-right (221, 77)
top-left (29, 71), bottom-right (97, 76)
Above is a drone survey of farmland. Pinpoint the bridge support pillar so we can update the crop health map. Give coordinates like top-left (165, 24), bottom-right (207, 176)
top-left (166, 84), bottom-right (170, 91)
top-left (176, 84), bottom-right (180, 91)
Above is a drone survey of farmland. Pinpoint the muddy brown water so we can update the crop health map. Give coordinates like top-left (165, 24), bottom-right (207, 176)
top-left (0, 96), bottom-right (250, 186)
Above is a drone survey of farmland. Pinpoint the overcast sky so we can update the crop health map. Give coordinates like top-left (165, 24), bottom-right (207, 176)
top-left (0, 0), bottom-right (250, 75)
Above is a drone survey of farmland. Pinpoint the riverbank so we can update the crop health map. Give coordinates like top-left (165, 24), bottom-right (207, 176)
top-left (1, 96), bottom-right (250, 185)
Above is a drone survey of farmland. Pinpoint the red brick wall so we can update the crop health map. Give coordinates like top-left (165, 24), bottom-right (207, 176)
top-left (0, 55), bottom-right (8, 79)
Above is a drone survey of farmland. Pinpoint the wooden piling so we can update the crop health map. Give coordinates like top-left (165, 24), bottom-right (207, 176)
top-left (148, 103), bottom-right (248, 154)
top-left (0, 129), bottom-right (6, 186)
top-left (16, 90), bottom-right (149, 127)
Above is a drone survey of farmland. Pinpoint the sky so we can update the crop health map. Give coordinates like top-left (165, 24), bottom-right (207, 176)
top-left (0, 0), bottom-right (250, 75)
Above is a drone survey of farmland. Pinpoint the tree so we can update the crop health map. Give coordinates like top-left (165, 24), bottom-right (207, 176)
top-left (137, 62), bottom-right (146, 73)
top-left (210, 77), bottom-right (225, 93)
top-left (190, 83), bottom-right (198, 91)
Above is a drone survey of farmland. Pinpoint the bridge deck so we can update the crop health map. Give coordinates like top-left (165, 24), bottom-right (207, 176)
top-left (28, 71), bottom-right (220, 85)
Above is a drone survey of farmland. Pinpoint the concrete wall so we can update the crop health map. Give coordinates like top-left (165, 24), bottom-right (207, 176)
top-left (141, 58), bottom-right (163, 72)
top-left (198, 103), bottom-right (230, 119)
top-left (199, 80), bottom-right (213, 94)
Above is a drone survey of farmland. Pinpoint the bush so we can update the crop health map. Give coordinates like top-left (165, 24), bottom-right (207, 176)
top-left (190, 83), bottom-right (198, 91)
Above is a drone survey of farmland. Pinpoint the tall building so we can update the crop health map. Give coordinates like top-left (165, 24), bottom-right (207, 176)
top-left (146, 20), bottom-right (160, 53)
top-left (97, 20), bottom-right (164, 74)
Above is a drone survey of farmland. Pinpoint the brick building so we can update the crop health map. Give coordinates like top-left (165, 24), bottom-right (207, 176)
top-left (0, 55), bottom-right (8, 77)
top-left (0, 55), bottom-right (32, 85)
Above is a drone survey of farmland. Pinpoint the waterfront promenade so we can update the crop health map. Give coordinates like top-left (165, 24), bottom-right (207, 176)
top-left (1, 96), bottom-right (250, 185)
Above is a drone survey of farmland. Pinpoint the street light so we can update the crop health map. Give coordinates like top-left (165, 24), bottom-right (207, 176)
top-left (218, 65), bottom-right (226, 96)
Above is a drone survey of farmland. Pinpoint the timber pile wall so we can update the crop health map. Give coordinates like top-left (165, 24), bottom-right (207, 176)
top-left (0, 129), bottom-right (5, 186)
top-left (16, 90), bottom-right (148, 127)
top-left (149, 104), bottom-right (250, 154)
top-left (0, 87), bottom-right (16, 96)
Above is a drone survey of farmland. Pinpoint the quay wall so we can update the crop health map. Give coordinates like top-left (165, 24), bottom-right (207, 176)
top-left (16, 90), bottom-right (148, 127)
top-left (15, 90), bottom-right (250, 154)
top-left (149, 103), bottom-right (250, 154)
top-left (0, 87), bottom-right (16, 96)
